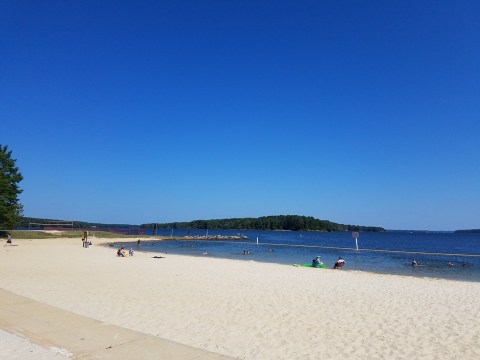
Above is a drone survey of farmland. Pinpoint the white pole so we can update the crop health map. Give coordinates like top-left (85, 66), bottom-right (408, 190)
top-left (355, 237), bottom-right (359, 251)
top-left (256, 237), bottom-right (259, 244)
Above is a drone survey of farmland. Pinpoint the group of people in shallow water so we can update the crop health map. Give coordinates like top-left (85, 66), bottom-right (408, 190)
top-left (412, 259), bottom-right (469, 267)
top-left (312, 256), bottom-right (346, 269)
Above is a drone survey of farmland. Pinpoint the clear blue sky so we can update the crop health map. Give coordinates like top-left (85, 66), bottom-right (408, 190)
top-left (1, 1), bottom-right (479, 230)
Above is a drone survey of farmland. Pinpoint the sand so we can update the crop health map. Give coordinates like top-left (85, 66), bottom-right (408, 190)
top-left (1, 237), bottom-right (479, 360)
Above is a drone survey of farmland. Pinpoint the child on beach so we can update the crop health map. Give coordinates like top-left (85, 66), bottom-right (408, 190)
top-left (6, 234), bottom-right (12, 245)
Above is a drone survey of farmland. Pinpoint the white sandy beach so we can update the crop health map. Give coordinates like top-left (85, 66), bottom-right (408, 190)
top-left (1, 236), bottom-right (479, 360)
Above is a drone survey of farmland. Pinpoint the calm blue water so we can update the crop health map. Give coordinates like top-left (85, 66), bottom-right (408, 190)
top-left (121, 229), bottom-right (480, 282)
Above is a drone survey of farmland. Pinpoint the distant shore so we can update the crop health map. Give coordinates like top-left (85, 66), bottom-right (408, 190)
top-left (1, 237), bottom-right (479, 359)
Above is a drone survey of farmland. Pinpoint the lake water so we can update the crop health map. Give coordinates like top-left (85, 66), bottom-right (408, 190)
top-left (121, 229), bottom-right (480, 282)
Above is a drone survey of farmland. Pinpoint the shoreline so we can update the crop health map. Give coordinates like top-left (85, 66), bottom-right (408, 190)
top-left (106, 238), bottom-right (480, 283)
top-left (1, 237), bottom-right (480, 359)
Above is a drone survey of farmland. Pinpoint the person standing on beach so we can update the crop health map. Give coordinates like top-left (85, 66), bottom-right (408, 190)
top-left (82, 231), bottom-right (89, 247)
top-left (6, 234), bottom-right (12, 245)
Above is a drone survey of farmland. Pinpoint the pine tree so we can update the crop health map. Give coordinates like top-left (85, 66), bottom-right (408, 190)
top-left (0, 145), bottom-right (23, 229)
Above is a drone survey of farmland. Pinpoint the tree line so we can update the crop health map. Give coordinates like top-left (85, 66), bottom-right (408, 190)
top-left (142, 215), bottom-right (384, 232)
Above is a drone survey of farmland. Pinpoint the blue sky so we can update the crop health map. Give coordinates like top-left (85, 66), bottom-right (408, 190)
top-left (1, 1), bottom-right (479, 230)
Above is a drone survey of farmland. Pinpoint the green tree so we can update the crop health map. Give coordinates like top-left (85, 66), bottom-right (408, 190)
top-left (0, 145), bottom-right (23, 229)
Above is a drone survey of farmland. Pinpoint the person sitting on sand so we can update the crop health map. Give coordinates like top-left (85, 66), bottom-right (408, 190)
top-left (333, 257), bottom-right (345, 269)
top-left (312, 256), bottom-right (323, 267)
top-left (117, 246), bottom-right (126, 257)
top-left (412, 259), bottom-right (419, 267)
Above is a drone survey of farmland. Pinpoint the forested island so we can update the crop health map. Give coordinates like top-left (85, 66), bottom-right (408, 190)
top-left (142, 215), bottom-right (384, 232)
